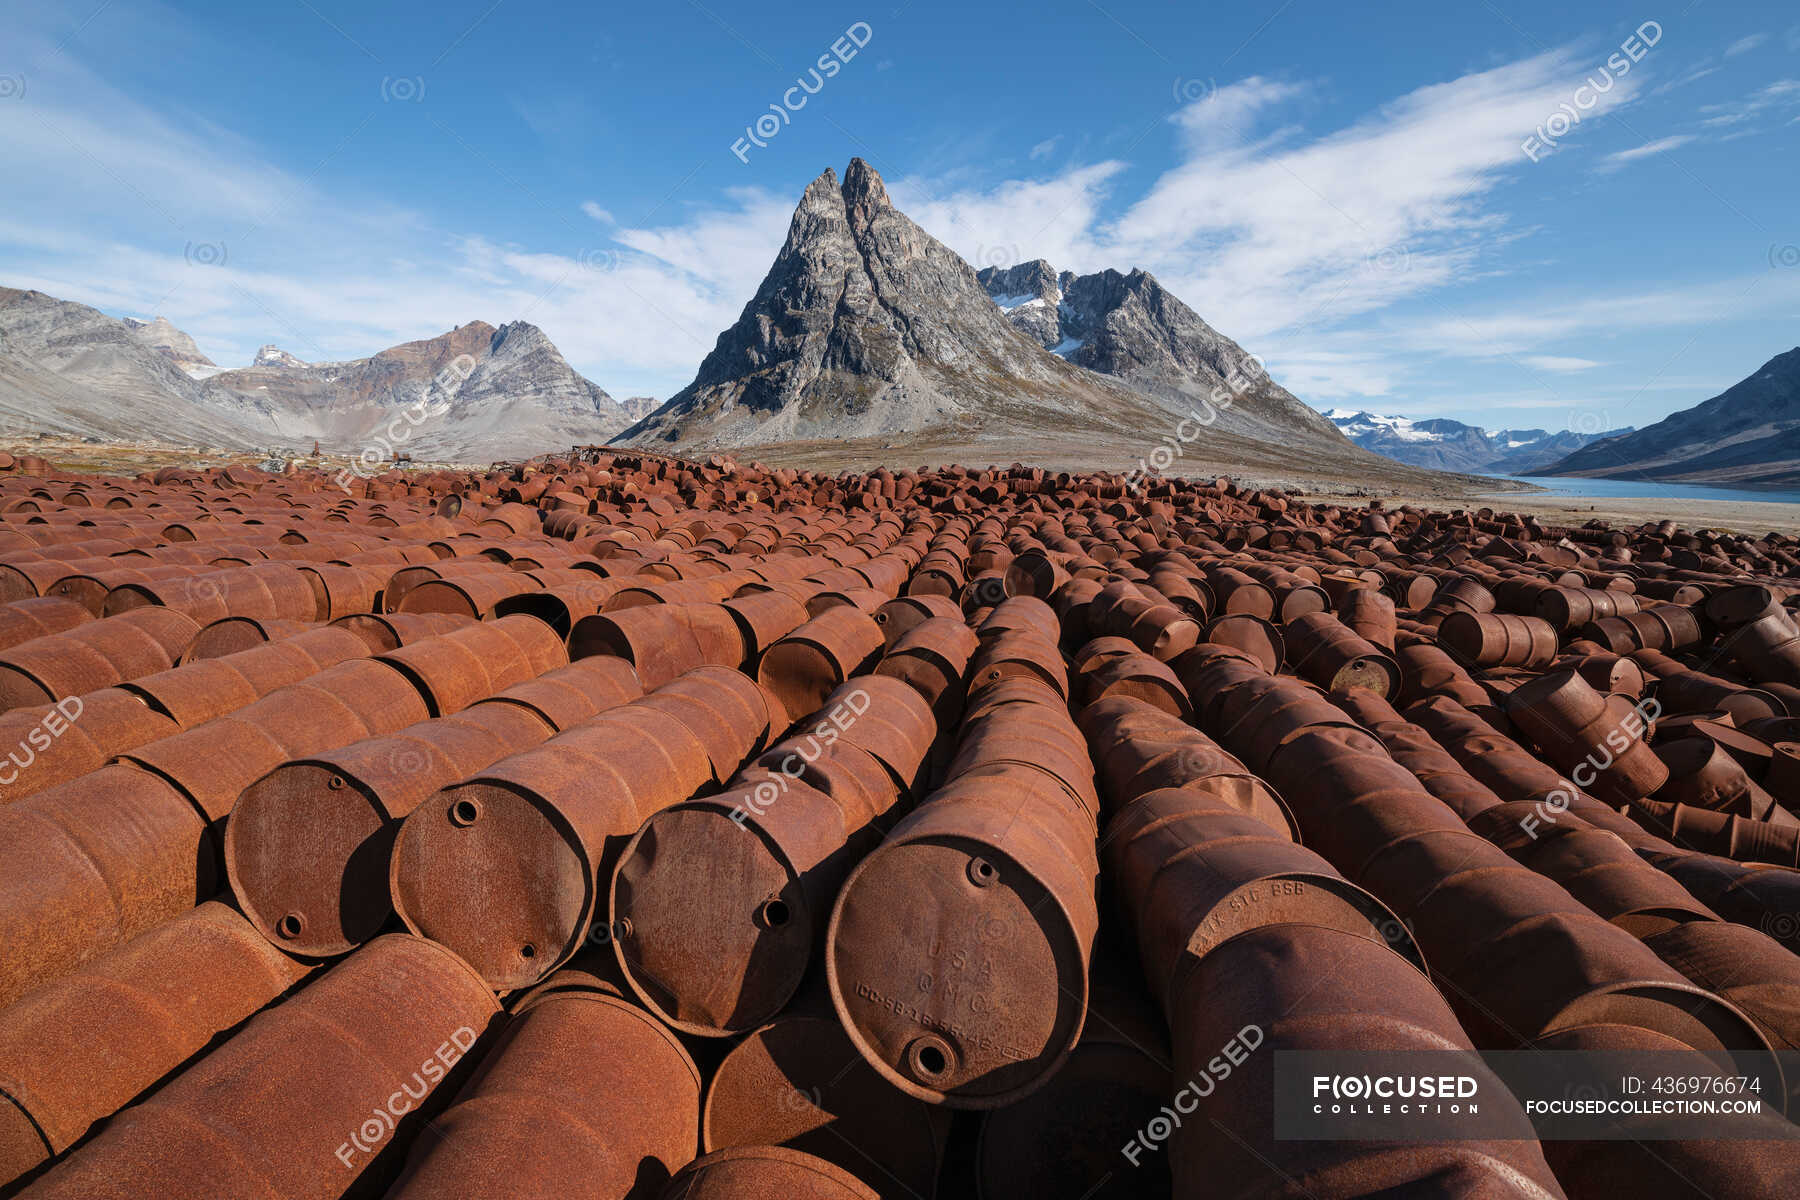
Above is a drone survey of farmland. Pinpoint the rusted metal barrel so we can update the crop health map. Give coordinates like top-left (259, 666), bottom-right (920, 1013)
top-left (1071, 642), bottom-right (1190, 717)
top-left (1526, 1022), bottom-right (1800, 1198)
top-left (1282, 610), bottom-right (1398, 696)
top-left (0, 765), bottom-right (217, 1009)
top-left (1496, 818), bottom-right (1720, 937)
top-left (1652, 736), bottom-right (1769, 815)
top-left (658, 1146), bottom-right (879, 1199)
top-left (475, 655), bottom-right (645, 733)
top-left (610, 773), bottom-right (842, 1036)
top-left (1198, 613), bottom-right (1284, 673)
top-left (15, 934), bottom-right (499, 1200)
top-left (704, 1004), bottom-right (946, 1199)
top-left (1103, 784), bottom-right (1414, 1012)
top-left (872, 593), bottom-right (963, 651)
top-left (632, 664), bottom-right (780, 786)
top-left (723, 588), bottom-right (812, 663)
top-left (227, 683), bottom-right (605, 958)
top-left (1724, 608), bottom-right (1800, 687)
top-left (1205, 566), bottom-right (1275, 617)
top-left (376, 614), bottom-right (568, 717)
top-left (1003, 548), bottom-right (1071, 600)
top-left (826, 681), bottom-right (1098, 1108)
top-left (384, 985), bottom-right (701, 1200)
top-left (1507, 669), bottom-right (1666, 804)
top-left (1334, 689), bottom-right (1505, 821)
top-left (0, 688), bottom-right (177, 805)
top-left (0, 902), bottom-right (312, 1187)
top-left (331, 609), bottom-right (470, 653)
top-left (968, 616), bottom-right (1068, 692)
top-left (756, 606), bottom-right (884, 726)
top-left (391, 678), bottom-right (720, 991)
top-left (1634, 648), bottom-right (1787, 723)
top-left (102, 562), bottom-right (320, 624)
top-left (121, 624), bottom-right (370, 729)
top-left (572, 602), bottom-right (746, 689)
top-left (0, 607), bottom-right (199, 710)
top-left (1642, 920), bottom-right (1800, 1102)
top-left (875, 614), bottom-right (976, 712)
top-left (397, 570), bottom-right (542, 619)
top-left (1166, 923), bottom-right (1566, 1200)
top-left (1336, 585), bottom-right (1396, 652)
top-left (1077, 697), bottom-right (1293, 832)
top-left (1086, 580), bottom-right (1200, 661)
top-left (491, 575), bottom-right (632, 641)
top-left (180, 614), bottom-right (305, 660)
top-left (1536, 584), bottom-right (1639, 630)
top-left (0, 596), bottom-right (91, 652)
top-left (973, 958), bottom-right (1168, 1200)
top-left (120, 655), bottom-right (433, 822)
top-left (1630, 799), bottom-right (1800, 866)
top-left (612, 678), bottom-right (924, 1036)
top-left (297, 561), bottom-right (389, 621)
top-left (1393, 640), bottom-right (1496, 715)
top-left (1438, 610), bottom-right (1559, 668)
top-left (1195, 686), bottom-right (1772, 1060)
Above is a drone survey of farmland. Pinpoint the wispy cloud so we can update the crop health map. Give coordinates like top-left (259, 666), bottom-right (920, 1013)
top-left (1522, 355), bottom-right (1603, 371)
top-left (1028, 136), bottom-right (1061, 161)
top-left (1597, 134), bottom-right (1695, 171)
top-left (1725, 33), bottom-right (1770, 57)
top-left (1698, 78), bottom-right (1800, 128)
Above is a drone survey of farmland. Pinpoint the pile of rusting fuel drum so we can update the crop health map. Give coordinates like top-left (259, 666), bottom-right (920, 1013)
top-left (0, 447), bottom-right (1797, 1198)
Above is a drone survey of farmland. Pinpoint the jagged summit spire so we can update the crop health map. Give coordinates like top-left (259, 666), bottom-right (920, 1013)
top-left (620, 156), bottom-right (1150, 449)
top-left (840, 157), bottom-right (889, 209)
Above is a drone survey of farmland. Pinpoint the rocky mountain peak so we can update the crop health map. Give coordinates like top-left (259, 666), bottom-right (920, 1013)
top-left (840, 156), bottom-right (890, 217)
top-left (121, 316), bottom-right (215, 372)
top-left (253, 345), bottom-right (309, 370)
top-left (621, 159), bottom-right (1165, 449)
top-left (975, 256), bottom-right (1347, 445)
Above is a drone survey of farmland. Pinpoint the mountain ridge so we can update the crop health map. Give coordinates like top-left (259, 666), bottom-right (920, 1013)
top-left (0, 288), bottom-right (630, 460)
top-left (978, 259), bottom-right (1345, 447)
top-left (623, 159), bottom-right (1365, 469)
top-left (1325, 409), bottom-right (1635, 474)
top-left (1540, 348), bottom-right (1800, 487)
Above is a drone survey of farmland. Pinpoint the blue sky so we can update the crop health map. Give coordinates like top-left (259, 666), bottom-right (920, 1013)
top-left (2, 0), bottom-right (1796, 434)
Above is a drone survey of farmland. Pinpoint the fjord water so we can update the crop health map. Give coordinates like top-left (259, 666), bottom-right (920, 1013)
top-left (1491, 475), bottom-right (1800, 505)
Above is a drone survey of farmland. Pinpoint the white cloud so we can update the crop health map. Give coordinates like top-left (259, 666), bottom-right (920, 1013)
top-left (1521, 355), bottom-right (1603, 371)
top-left (580, 202), bottom-right (615, 224)
top-left (1698, 79), bottom-right (1800, 128)
top-left (1402, 270), bottom-right (1800, 360)
top-left (891, 163), bottom-right (1127, 277)
top-left (1596, 135), bottom-right (1695, 171)
top-left (1100, 49), bottom-right (1636, 340)
top-left (1726, 33), bottom-right (1770, 57)
top-left (1028, 136), bottom-right (1061, 161)
top-left (1169, 77), bottom-right (1309, 154)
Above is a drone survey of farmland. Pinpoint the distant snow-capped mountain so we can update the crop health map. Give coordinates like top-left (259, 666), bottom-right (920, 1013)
top-left (1322, 409), bottom-right (1634, 474)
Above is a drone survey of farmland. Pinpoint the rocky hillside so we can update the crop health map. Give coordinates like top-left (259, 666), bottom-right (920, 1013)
top-left (0, 288), bottom-right (631, 460)
top-left (979, 260), bottom-right (1346, 448)
top-left (122, 316), bottom-right (217, 376)
top-left (1326, 410), bottom-right (1634, 474)
top-left (623, 159), bottom-right (1370, 470)
top-left (0, 288), bottom-right (271, 446)
top-left (1540, 348), bottom-right (1800, 487)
